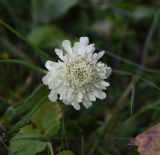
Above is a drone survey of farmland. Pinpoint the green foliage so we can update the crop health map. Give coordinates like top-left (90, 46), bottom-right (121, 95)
top-left (28, 26), bottom-right (66, 48)
top-left (33, 102), bottom-right (62, 136)
top-left (32, 0), bottom-right (78, 23)
top-left (133, 6), bottom-right (154, 19)
top-left (9, 125), bottom-right (47, 155)
top-left (9, 101), bottom-right (62, 155)
top-left (9, 86), bottom-right (49, 134)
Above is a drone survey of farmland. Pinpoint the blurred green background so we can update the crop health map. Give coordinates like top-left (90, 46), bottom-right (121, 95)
top-left (0, 0), bottom-right (160, 155)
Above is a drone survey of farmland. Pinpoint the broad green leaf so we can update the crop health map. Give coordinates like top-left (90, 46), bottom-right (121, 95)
top-left (9, 125), bottom-right (47, 155)
top-left (28, 26), bottom-right (65, 48)
top-left (57, 150), bottom-right (74, 155)
top-left (33, 101), bottom-right (62, 136)
top-left (9, 97), bottom-right (62, 155)
top-left (32, 0), bottom-right (77, 23)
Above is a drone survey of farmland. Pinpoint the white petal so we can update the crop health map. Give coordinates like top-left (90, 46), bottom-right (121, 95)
top-left (55, 48), bottom-right (64, 60)
top-left (86, 44), bottom-right (95, 54)
top-left (92, 53), bottom-right (98, 60)
top-left (42, 75), bottom-right (48, 85)
top-left (95, 81), bottom-right (110, 89)
top-left (62, 40), bottom-right (72, 55)
top-left (72, 102), bottom-right (80, 110)
top-left (73, 42), bottom-right (79, 54)
top-left (45, 60), bottom-right (55, 70)
top-left (78, 91), bottom-right (83, 102)
top-left (62, 100), bottom-right (70, 105)
top-left (106, 67), bottom-right (112, 77)
top-left (59, 87), bottom-right (66, 100)
top-left (52, 78), bottom-right (63, 90)
top-left (88, 92), bottom-right (96, 101)
top-left (73, 42), bottom-right (85, 56)
top-left (97, 51), bottom-right (105, 60)
top-left (80, 37), bottom-right (89, 45)
top-left (48, 89), bottom-right (58, 102)
top-left (82, 101), bottom-right (92, 108)
top-left (66, 88), bottom-right (74, 101)
top-left (101, 81), bottom-right (110, 87)
top-left (42, 72), bottom-right (54, 89)
top-left (94, 90), bottom-right (106, 99)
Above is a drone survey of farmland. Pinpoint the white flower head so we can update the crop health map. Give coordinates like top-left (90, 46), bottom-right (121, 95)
top-left (42, 37), bottom-right (112, 110)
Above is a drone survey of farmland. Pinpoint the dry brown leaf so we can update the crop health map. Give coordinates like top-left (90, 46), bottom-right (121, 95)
top-left (129, 123), bottom-right (160, 155)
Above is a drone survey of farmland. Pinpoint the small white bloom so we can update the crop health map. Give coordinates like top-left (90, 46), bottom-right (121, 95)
top-left (42, 37), bottom-right (112, 110)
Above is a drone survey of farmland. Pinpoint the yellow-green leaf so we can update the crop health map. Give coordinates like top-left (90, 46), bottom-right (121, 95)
top-left (32, 101), bottom-right (62, 136)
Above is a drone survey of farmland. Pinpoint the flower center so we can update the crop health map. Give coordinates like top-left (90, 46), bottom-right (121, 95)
top-left (66, 58), bottom-right (97, 88)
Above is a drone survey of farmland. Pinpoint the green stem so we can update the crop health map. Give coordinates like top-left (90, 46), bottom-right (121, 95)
top-left (0, 59), bottom-right (46, 74)
top-left (113, 69), bottom-right (160, 91)
top-left (48, 142), bottom-right (54, 155)
top-left (141, 12), bottom-right (160, 66)
top-left (0, 136), bottom-right (9, 151)
top-left (0, 19), bottom-right (51, 60)
top-left (131, 75), bottom-right (136, 116)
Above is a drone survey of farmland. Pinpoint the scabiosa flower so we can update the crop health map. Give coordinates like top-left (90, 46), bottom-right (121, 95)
top-left (42, 37), bottom-right (111, 110)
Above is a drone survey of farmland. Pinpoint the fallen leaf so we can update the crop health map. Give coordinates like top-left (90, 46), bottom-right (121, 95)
top-left (129, 123), bottom-right (160, 155)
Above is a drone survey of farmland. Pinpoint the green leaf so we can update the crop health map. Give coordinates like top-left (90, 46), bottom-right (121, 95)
top-left (57, 150), bottom-right (74, 155)
top-left (33, 101), bottom-right (62, 136)
top-left (9, 101), bottom-right (62, 154)
top-left (7, 85), bottom-right (47, 124)
top-left (9, 93), bottom-right (48, 134)
top-left (0, 19), bottom-right (51, 59)
top-left (133, 7), bottom-right (154, 19)
top-left (28, 26), bottom-right (65, 48)
top-left (9, 125), bottom-right (47, 155)
top-left (32, 0), bottom-right (77, 23)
